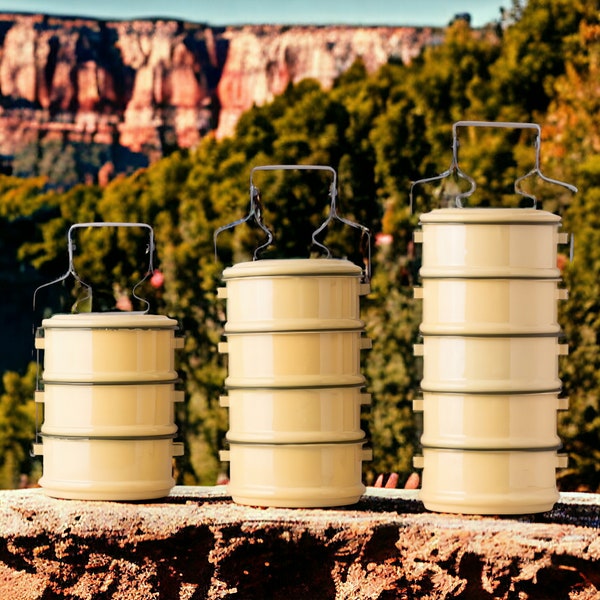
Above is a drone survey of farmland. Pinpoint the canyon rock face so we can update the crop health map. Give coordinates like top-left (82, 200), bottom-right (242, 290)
top-left (215, 25), bottom-right (439, 139)
top-left (0, 13), bottom-right (440, 181)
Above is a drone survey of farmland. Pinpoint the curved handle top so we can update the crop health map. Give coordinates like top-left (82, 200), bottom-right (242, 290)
top-left (410, 120), bottom-right (577, 210)
top-left (214, 164), bottom-right (371, 281)
top-left (33, 221), bottom-right (156, 314)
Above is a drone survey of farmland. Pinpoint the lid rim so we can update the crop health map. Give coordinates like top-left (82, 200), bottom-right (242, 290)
top-left (419, 207), bottom-right (562, 225)
top-left (223, 258), bottom-right (363, 279)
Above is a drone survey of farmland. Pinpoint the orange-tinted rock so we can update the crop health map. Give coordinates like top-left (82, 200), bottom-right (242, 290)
top-left (0, 13), bottom-right (441, 171)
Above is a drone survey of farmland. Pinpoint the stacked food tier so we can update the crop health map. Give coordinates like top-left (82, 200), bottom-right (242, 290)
top-left (34, 312), bottom-right (184, 500)
top-left (218, 258), bottom-right (372, 507)
top-left (412, 208), bottom-right (569, 514)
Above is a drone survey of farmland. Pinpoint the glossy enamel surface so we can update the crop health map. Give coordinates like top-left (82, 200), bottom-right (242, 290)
top-left (221, 258), bottom-right (367, 333)
top-left (415, 392), bottom-right (565, 449)
top-left (222, 330), bottom-right (369, 389)
top-left (38, 383), bottom-right (180, 437)
top-left (223, 386), bottom-right (369, 444)
top-left (416, 447), bottom-right (565, 515)
top-left (417, 278), bottom-right (564, 335)
top-left (418, 208), bottom-right (563, 278)
top-left (36, 438), bottom-right (183, 501)
top-left (37, 313), bottom-right (181, 383)
top-left (222, 442), bottom-right (371, 508)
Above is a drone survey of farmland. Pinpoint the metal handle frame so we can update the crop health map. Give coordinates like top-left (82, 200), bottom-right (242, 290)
top-left (213, 164), bottom-right (371, 281)
top-left (409, 120), bottom-right (578, 210)
top-left (33, 221), bottom-right (156, 315)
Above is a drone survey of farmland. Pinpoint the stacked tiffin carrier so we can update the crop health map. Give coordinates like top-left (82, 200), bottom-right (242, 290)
top-left (33, 222), bottom-right (184, 501)
top-left (218, 258), bottom-right (372, 507)
top-left (410, 121), bottom-right (576, 515)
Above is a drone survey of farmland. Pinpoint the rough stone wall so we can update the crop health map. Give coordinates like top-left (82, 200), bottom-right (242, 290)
top-left (1, 487), bottom-right (599, 599)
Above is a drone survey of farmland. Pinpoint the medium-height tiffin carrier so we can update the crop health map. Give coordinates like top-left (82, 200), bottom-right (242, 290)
top-left (216, 165), bottom-right (372, 507)
top-left (33, 222), bottom-right (184, 501)
top-left (411, 121), bottom-right (577, 514)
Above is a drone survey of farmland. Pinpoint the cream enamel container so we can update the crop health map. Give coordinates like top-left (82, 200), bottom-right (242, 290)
top-left (415, 278), bottom-right (566, 335)
top-left (220, 442), bottom-right (372, 508)
top-left (413, 207), bottom-right (569, 515)
top-left (34, 312), bottom-right (184, 501)
top-left (222, 387), bottom-right (371, 443)
top-left (415, 335), bottom-right (567, 393)
top-left (220, 330), bottom-right (370, 388)
top-left (415, 208), bottom-right (565, 279)
top-left (35, 437), bottom-right (184, 501)
top-left (219, 258), bottom-right (371, 507)
top-left (37, 383), bottom-right (183, 437)
top-left (36, 313), bottom-right (181, 382)
top-left (414, 393), bottom-right (568, 450)
top-left (413, 449), bottom-right (568, 515)
top-left (219, 258), bottom-right (370, 332)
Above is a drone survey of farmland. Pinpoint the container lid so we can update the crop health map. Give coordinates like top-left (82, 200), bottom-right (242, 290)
top-left (222, 258), bottom-right (363, 280)
top-left (41, 312), bottom-right (179, 330)
top-left (419, 208), bottom-right (561, 225)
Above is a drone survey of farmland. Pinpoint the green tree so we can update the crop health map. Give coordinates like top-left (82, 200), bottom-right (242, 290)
top-left (535, 10), bottom-right (600, 491)
top-left (0, 363), bottom-right (39, 488)
top-left (488, 0), bottom-right (590, 117)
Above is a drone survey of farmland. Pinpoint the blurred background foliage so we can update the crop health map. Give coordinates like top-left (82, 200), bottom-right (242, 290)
top-left (1, 0), bottom-right (599, 491)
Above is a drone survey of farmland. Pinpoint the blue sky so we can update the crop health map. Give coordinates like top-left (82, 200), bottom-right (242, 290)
top-left (0, 0), bottom-right (511, 27)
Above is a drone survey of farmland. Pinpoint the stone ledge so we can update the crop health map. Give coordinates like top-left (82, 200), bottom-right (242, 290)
top-left (1, 487), bottom-right (599, 599)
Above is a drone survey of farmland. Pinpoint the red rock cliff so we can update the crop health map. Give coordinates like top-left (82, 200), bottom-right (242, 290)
top-left (0, 13), bottom-right (439, 176)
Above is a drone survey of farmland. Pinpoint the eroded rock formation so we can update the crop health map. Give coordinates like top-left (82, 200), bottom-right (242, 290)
top-left (0, 12), bottom-right (439, 180)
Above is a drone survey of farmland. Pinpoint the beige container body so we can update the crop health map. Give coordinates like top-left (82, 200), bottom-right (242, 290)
top-left (222, 441), bottom-right (371, 507)
top-left (221, 330), bottom-right (370, 388)
top-left (223, 386), bottom-right (370, 443)
top-left (415, 392), bottom-right (566, 450)
top-left (37, 313), bottom-right (181, 383)
top-left (417, 335), bottom-right (565, 393)
top-left (417, 208), bottom-right (563, 279)
top-left (221, 258), bottom-right (368, 333)
top-left (415, 447), bottom-right (565, 514)
top-left (416, 278), bottom-right (564, 336)
top-left (38, 383), bottom-right (181, 437)
top-left (35, 437), bottom-right (183, 501)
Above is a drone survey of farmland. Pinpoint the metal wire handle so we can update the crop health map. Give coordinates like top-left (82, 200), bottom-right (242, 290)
top-left (32, 221), bottom-right (156, 314)
top-left (409, 120), bottom-right (578, 210)
top-left (213, 164), bottom-right (372, 281)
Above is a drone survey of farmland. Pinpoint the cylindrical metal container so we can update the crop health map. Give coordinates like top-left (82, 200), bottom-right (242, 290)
top-left (34, 437), bottom-right (184, 501)
top-left (222, 386), bottom-right (370, 444)
top-left (219, 258), bottom-right (369, 332)
top-left (415, 335), bottom-right (567, 394)
top-left (36, 313), bottom-right (182, 383)
top-left (417, 208), bottom-right (563, 278)
top-left (416, 278), bottom-right (566, 336)
top-left (220, 441), bottom-right (372, 508)
top-left (37, 383), bottom-right (183, 437)
top-left (219, 258), bottom-right (371, 507)
top-left (220, 330), bottom-right (370, 389)
top-left (414, 448), bottom-right (568, 515)
top-left (414, 393), bottom-right (568, 450)
top-left (34, 312), bottom-right (184, 501)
